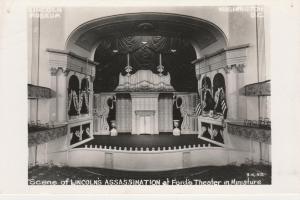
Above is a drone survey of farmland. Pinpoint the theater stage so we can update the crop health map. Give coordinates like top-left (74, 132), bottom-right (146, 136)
top-left (76, 133), bottom-right (220, 149)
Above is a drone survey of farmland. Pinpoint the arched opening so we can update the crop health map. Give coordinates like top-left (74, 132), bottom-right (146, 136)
top-left (213, 73), bottom-right (226, 114)
top-left (64, 12), bottom-right (228, 137)
top-left (68, 75), bottom-right (80, 116)
top-left (80, 78), bottom-right (89, 114)
top-left (201, 76), bottom-right (214, 112)
top-left (65, 13), bottom-right (228, 94)
top-left (213, 73), bottom-right (226, 96)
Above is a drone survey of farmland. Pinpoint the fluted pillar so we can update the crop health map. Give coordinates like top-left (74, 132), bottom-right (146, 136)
top-left (225, 64), bottom-right (245, 120)
top-left (49, 68), bottom-right (57, 123)
top-left (56, 68), bottom-right (67, 123)
top-left (226, 66), bottom-right (238, 120)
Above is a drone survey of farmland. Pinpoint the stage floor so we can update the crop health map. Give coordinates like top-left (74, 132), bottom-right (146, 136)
top-left (76, 132), bottom-right (220, 149)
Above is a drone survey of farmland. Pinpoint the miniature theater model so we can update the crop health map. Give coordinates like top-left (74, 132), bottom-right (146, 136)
top-left (28, 9), bottom-right (271, 171)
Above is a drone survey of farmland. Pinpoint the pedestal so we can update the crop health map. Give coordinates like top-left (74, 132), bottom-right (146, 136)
top-left (173, 120), bottom-right (181, 136)
top-left (56, 68), bottom-right (67, 123)
top-left (110, 120), bottom-right (118, 136)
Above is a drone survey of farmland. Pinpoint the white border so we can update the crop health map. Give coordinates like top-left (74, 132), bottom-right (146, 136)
top-left (0, 0), bottom-right (300, 198)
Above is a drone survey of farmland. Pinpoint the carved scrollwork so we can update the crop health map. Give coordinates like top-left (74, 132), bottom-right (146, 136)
top-left (50, 67), bottom-right (59, 76)
top-left (224, 65), bottom-right (233, 73)
top-left (236, 64), bottom-right (245, 73)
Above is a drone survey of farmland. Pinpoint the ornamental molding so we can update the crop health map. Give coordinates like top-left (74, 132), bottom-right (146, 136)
top-left (50, 67), bottom-right (70, 76)
top-left (115, 70), bottom-right (175, 92)
top-left (193, 44), bottom-right (249, 78)
top-left (47, 48), bottom-right (97, 78)
top-left (224, 64), bottom-right (245, 74)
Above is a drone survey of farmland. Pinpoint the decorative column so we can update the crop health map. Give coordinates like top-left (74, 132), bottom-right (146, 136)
top-left (225, 64), bottom-right (245, 120)
top-left (56, 68), bottom-right (68, 123)
top-left (49, 66), bottom-right (68, 125)
top-left (50, 68), bottom-right (57, 124)
top-left (225, 65), bottom-right (238, 120)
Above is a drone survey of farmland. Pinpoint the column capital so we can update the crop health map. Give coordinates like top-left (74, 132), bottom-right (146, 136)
top-left (224, 65), bottom-right (233, 74)
top-left (50, 67), bottom-right (59, 76)
top-left (50, 67), bottom-right (70, 76)
top-left (224, 64), bottom-right (245, 74)
top-left (63, 68), bottom-right (71, 76)
top-left (236, 64), bottom-right (245, 73)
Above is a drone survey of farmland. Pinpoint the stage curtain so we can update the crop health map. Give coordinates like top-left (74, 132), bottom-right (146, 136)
top-left (158, 94), bottom-right (173, 132)
top-left (116, 94), bottom-right (132, 132)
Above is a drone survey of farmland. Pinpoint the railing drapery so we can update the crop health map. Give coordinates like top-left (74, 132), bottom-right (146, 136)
top-left (227, 122), bottom-right (271, 144)
top-left (28, 124), bottom-right (67, 147)
top-left (28, 84), bottom-right (56, 99)
top-left (241, 80), bottom-right (270, 96)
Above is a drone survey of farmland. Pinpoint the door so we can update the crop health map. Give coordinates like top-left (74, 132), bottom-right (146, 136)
top-left (138, 115), bottom-right (152, 134)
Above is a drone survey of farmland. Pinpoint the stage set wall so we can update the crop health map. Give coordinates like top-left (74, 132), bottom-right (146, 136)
top-left (94, 93), bottom-right (178, 134)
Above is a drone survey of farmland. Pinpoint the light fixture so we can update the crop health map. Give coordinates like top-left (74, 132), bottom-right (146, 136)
top-left (125, 53), bottom-right (133, 76)
top-left (141, 41), bottom-right (147, 44)
top-left (112, 49), bottom-right (118, 53)
top-left (157, 53), bottom-right (164, 76)
top-left (171, 49), bottom-right (177, 53)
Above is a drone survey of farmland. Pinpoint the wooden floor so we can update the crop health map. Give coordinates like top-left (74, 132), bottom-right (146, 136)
top-left (76, 132), bottom-right (219, 149)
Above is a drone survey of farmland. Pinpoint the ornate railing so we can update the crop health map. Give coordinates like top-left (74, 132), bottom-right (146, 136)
top-left (227, 121), bottom-right (271, 144)
top-left (28, 84), bottom-right (56, 99)
top-left (78, 143), bottom-right (221, 153)
top-left (28, 123), bottom-right (67, 147)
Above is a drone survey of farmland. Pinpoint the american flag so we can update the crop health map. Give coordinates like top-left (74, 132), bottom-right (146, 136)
top-left (194, 102), bottom-right (203, 116)
top-left (194, 95), bottom-right (202, 116)
top-left (221, 99), bottom-right (228, 119)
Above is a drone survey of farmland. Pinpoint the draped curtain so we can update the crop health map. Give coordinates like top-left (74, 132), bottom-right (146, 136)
top-left (94, 35), bottom-right (197, 93)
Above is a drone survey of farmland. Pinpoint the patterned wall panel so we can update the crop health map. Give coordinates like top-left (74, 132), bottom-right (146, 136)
top-left (116, 94), bottom-right (132, 132)
top-left (158, 94), bottom-right (173, 132)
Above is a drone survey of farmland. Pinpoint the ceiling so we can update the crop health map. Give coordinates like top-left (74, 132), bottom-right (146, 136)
top-left (75, 18), bottom-right (218, 51)
top-left (68, 13), bottom-right (227, 93)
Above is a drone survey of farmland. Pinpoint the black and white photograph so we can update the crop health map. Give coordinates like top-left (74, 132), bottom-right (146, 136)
top-left (26, 5), bottom-right (272, 186)
top-left (1, 0), bottom-right (300, 198)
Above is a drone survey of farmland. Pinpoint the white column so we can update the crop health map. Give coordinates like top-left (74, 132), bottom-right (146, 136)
top-left (131, 96), bottom-right (136, 134)
top-left (56, 68), bottom-right (67, 123)
top-left (154, 96), bottom-right (159, 134)
top-left (49, 69), bottom-right (57, 123)
top-left (226, 66), bottom-right (238, 120)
